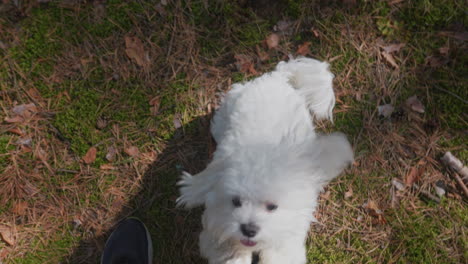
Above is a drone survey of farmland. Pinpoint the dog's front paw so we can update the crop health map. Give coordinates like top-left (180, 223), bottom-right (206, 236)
top-left (176, 171), bottom-right (195, 207)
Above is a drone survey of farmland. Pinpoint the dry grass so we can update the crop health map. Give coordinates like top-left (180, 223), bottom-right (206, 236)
top-left (0, 0), bottom-right (466, 263)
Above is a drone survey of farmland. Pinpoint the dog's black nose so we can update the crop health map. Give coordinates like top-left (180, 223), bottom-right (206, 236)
top-left (240, 223), bottom-right (259, 238)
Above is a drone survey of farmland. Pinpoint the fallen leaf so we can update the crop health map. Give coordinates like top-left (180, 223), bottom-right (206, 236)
top-left (4, 116), bottom-right (24, 123)
top-left (82, 147), bottom-right (97, 164)
top-left (321, 190), bottom-right (331, 200)
top-left (405, 95), bottom-right (425, 113)
top-left (296, 42), bottom-right (311, 56)
top-left (344, 188), bottom-right (353, 199)
top-left (12, 103), bottom-right (37, 118)
top-left (234, 54), bottom-right (258, 75)
top-left (112, 197), bottom-right (125, 209)
top-left (12, 201), bottom-right (28, 215)
top-left (265, 33), bottom-right (280, 49)
top-left (381, 51), bottom-right (399, 68)
top-left (100, 164), bottom-right (116, 170)
top-left (311, 28), bottom-right (320, 38)
top-left (256, 45), bottom-right (269, 62)
top-left (124, 35), bottom-right (150, 68)
top-left (362, 200), bottom-right (386, 225)
top-left (0, 247), bottom-right (9, 258)
top-left (124, 146), bottom-right (139, 157)
top-left (378, 104), bottom-right (394, 118)
top-left (8, 128), bottom-right (24, 135)
top-left (106, 146), bottom-right (118, 161)
top-left (149, 97), bottom-right (160, 116)
top-left (405, 165), bottom-right (425, 186)
top-left (439, 46), bottom-right (449, 56)
top-left (96, 117), bottom-right (107, 129)
top-left (0, 224), bottom-right (16, 246)
top-left (382, 43), bottom-right (405, 53)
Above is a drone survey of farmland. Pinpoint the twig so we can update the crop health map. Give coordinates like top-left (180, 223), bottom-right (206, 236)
top-left (392, 178), bottom-right (440, 203)
top-left (441, 152), bottom-right (468, 197)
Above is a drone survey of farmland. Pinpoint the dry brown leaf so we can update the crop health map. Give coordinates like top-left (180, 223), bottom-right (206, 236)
top-left (149, 97), bottom-right (160, 116)
top-left (0, 225), bottom-right (16, 246)
top-left (96, 117), bottom-right (107, 129)
top-left (234, 54), bottom-right (258, 75)
top-left (256, 45), bottom-right (269, 62)
top-left (405, 165), bottom-right (425, 186)
top-left (4, 116), bottom-right (24, 123)
top-left (381, 51), bottom-right (399, 68)
top-left (12, 201), bottom-right (28, 215)
top-left (311, 28), bottom-right (320, 38)
top-left (265, 33), bottom-right (280, 49)
top-left (382, 43), bottom-right (405, 53)
top-left (0, 247), bottom-right (9, 259)
top-left (344, 188), bottom-right (353, 199)
top-left (405, 95), bottom-right (425, 113)
top-left (12, 103), bottom-right (37, 119)
top-left (124, 35), bottom-right (150, 68)
top-left (8, 128), bottom-right (24, 135)
top-left (362, 200), bottom-right (387, 225)
top-left (82, 147), bottom-right (97, 164)
top-left (296, 42), bottom-right (311, 56)
top-left (439, 46), bottom-right (449, 56)
top-left (100, 164), bottom-right (116, 170)
top-left (124, 146), bottom-right (139, 157)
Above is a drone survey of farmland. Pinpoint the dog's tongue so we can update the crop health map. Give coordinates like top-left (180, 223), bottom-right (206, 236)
top-left (241, 239), bottom-right (257, 247)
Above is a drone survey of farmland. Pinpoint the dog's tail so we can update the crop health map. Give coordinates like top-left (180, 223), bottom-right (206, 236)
top-left (276, 57), bottom-right (335, 121)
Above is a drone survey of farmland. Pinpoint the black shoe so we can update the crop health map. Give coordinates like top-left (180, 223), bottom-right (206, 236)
top-left (101, 217), bottom-right (153, 264)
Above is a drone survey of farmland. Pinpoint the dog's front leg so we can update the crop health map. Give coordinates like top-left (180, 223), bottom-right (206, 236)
top-left (260, 242), bottom-right (306, 264)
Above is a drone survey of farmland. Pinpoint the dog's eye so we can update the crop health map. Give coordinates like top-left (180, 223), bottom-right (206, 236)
top-left (266, 203), bottom-right (278, 212)
top-left (232, 197), bottom-right (242, 207)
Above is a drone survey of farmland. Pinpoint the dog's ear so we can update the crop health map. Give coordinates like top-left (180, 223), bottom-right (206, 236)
top-left (176, 160), bottom-right (225, 209)
top-left (312, 132), bottom-right (354, 186)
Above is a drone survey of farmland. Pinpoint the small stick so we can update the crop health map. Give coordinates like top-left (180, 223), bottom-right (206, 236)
top-left (441, 152), bottom-right (468, 197)
top-left (392, 178), bottom-right (441, 203)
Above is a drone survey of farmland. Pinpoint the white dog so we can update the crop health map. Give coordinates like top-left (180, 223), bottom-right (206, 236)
top-left (177, 57), bottom-right (353, 264)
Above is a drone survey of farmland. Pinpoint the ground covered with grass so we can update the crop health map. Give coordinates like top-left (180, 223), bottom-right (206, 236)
top-left (0, 0), bottom-right (466, 263)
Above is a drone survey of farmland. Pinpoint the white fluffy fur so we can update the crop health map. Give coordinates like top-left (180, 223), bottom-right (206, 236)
top-left (177, 57), bottom-right (353, 264)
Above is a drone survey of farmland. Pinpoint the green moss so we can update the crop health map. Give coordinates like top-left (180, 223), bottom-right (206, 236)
top-left (399, 0), bottom-right (466, 32)
top-left (387, 201), bottom-right (467, 264)
top-left (13, 227), bottom-right (81, 264)
top-left (0, 135), bottom-right (14, 168)
top-left (85, 0), bottom-right (143, 38)
top-left (334, 107), bottom-right (363, 138)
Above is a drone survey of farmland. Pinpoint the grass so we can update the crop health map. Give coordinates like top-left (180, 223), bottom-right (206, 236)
top-left (0, 0), bottom-right (466, 263)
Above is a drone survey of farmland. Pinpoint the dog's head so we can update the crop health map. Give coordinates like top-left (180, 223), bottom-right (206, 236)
top-left (179, 142), bottom-right (328, 249)
top-left (178, 133), bottom-right (353, 249)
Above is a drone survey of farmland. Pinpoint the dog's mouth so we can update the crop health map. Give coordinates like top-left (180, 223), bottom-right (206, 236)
top-left (240, 239), bottom-right (257, 247)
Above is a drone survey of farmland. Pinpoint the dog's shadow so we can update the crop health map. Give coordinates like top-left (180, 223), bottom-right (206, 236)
top-left (64, 115), bottom-right (213, 264)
